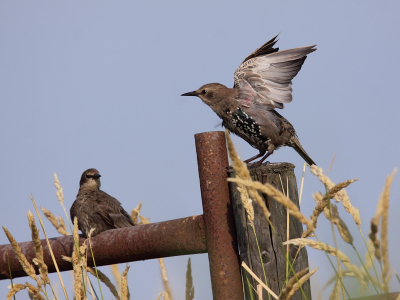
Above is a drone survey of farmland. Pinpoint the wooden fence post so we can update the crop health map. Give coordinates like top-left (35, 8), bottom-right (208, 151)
top-left (228, 162), bottom-right (312, 300)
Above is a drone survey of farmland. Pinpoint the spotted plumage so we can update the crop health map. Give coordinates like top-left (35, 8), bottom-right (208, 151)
top-left (182, 35), bottom-right (316, 166)
top-left (70, 168), bottom-right (134, 237)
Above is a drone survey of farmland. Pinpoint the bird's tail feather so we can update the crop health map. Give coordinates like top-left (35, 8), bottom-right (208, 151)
top-left (291, 137), bottom-right (316, 166)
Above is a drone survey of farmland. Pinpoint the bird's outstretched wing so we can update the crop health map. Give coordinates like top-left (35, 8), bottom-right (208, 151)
top-left (234, 37), bottom-right (316, 110)
top-left (96, 191), bottom-right (135, 228)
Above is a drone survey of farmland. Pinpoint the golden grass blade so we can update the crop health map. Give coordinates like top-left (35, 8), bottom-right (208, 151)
top-left (329, 278), bottom-right (341, 300)
top-left (284, 267), bottom-right (318, 300)
top-left (158, 258), bottom-right (173, 300)
top-left (328, 179), bottom-right (358, 198)
top-left (257, 284), bottom-right (263, 300)
top-left (225, 129), bottom-right (251, 180)
top-left (30, 195), bottom-right (70, 300)
top-left (86, 266), bottom-right (120, 300)
top-left (241, 262), bottom-right (278, 299)
top-left (310, 166), bottom-right (361, 226)
top-left (380, 169), bottom-right (397, 282)
top-left (7, 283), bottom-right (26, 300)
top-left (185, 258), bottom-right (194, 300)
top-left (71, 218), bottom-right (83, 300)
top-left (54, 173), bottom-right (73, 231)
top-left (369, 217), bottom-right (381, 262)
top-left (2, 226), bottom-right (42, 286)
top-left (110, 264), bottom-right (122, 294)
top-left (25, 282), bottom-right (45, 300)
top-left (236, 181), bottom-right (254, 226)
top-left (130, 201), bottom-right (142, 225)
top-left (156, 292), bottom-right (165, 300)
top-left (27, 211), bottom-right (50, 285)
top-left (302, 192), bottom-right (327, 238)
top-left (225, 129), bottom-right (271, 220)
top-left (280, 267), bottom-right (309, 300)
top-left (327, 153), bottom-right (337, 174)
top-left (228, 178), bottom-right (314, 233)
top-left (299, 163), bottom-right (306, 206)
top-left (121, 264), bottom-right (130, 300)
top-left (284, 238), bottom-right (367, 288)
top-left (40, 207), bottom-right (70, 236)
top-left (325, 205), bottom-right (353, 245)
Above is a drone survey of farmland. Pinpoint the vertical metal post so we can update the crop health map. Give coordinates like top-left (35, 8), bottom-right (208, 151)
top-left (195, 131), bottom-right (244, 300)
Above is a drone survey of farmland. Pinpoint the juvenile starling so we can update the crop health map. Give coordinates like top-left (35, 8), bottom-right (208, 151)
top-left (182, 35), bottom-right (316, 166)
top-left (70, 168), bottom-right (134, 237)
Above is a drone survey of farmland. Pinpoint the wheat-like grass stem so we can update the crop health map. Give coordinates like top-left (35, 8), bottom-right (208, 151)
top-left (227, 178), bottom-right (314, 232)
top-left (360, 232), bottom-right (382, 292)
top-left (244, 269), bottom-right (256, 300)
top-left (87, 234), bottom-right (105, 300)
top-left (251, 225), bottom-right (271, 300)
top-left (241, 262), bottom-right (278, 299)
top-left (54, 173), bottom-right (74, 235)
top-left (226, 132), bottom-right (309, 299)
top-left (351, 242), bottom-right (380, 294)
top-left (285, 267), bottom-right (318, 300)
top-left (5, 250), bottom-right (16, 300)
top-left (185, 258), bottom-right (195, 300)
top-left (40, 207), bottom-right (70, 236)
top-left (121, 265), bottom-right (130, 300)
top-left (30, 195), bottom-right (70, 300)
top-left (299, 163), bottom-right (306, 206)
top-left (110, 264), bottom-right (122, 294)
top-left (380, 169), bottom-right (396, 292)
top-left (7, 283), bottom-right (26, 300)
top-left (2, 227), bottom-right (42, 286)
top-left (326, 193), bottom-right (345, 300)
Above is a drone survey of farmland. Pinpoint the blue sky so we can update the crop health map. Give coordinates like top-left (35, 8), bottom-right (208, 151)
top-left (1, 1), bottom-right (400, 299)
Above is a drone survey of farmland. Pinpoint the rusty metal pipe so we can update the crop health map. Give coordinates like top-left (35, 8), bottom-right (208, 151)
top-left (195, 131), bottom-right (244, 300)
top-left (0, 215), bottom-right (206, 280)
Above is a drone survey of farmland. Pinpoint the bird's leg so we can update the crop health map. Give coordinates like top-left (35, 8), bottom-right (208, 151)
top-left (253, 150), bottom-right (274, 167)
top-left (244, 150), bottom-right (266, 164)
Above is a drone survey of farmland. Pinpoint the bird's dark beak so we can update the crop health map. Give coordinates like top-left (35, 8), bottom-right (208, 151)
top-left (181, 91), bottom-right (198, 97)
top-left (93, 173), bottom-right (101, 179)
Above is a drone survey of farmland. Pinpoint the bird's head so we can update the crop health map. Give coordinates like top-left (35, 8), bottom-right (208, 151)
top-left (181, 83), bottom-right (229, 107)
top-left (79, 168), bottom-right (101, 190)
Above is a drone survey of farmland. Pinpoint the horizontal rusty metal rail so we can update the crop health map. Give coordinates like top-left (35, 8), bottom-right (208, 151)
top-left (0, 215), bottom-right (206, 280)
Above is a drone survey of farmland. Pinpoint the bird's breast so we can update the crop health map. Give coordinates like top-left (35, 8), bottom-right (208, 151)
top-left (223, 107), bottom-right (271, 149)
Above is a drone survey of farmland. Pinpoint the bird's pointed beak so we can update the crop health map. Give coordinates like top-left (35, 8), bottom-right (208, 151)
top-left (181, 91), bottom-right (198, 97)
top-left (93, 173), bottom-right (101, 179)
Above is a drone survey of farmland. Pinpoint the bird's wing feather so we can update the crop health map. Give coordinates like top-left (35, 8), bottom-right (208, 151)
top-left (240, 34), bottom-right (280, 63)
top-left (234, 45), bottom-right (316, 109)
top-left (96, 191), bottom-right (134, 228)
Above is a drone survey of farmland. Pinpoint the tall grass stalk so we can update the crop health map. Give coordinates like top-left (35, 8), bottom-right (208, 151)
top-left (6, 250), bottom-right (16, 300)
top-left (30, 195), bottom-right (69, 300)
top-left (325, 189), bottom-right (345, 300)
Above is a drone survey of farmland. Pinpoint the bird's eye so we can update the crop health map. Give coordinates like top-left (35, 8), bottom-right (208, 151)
top-left (86, 175), bottom-right (93, 179)
top-left (202, 89), bottom-right (207, 95)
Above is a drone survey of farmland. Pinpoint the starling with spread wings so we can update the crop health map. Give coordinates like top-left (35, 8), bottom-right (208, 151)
top-left (70, 168), bottom-right (134, 237)
top-left (182, 35), bottom-right (316, 166)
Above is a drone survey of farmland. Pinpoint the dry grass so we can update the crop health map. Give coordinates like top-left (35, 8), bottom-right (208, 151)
top-left (280, 267), bottom-right (318, 300)
top-left (40, 207), bottom-right (70, 236)
top-left (228, 177), bottom-right (314, 233)
top-left (185, 258), bottom-right (194, 300)
top-left (3, 140), bottom-right (399, 300)
top-left (225, 129), bottom-right (271, 220)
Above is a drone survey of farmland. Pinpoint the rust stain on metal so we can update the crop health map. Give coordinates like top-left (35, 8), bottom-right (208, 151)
top-left (195, 131), bottom-right (244, 300)
top-left (0, 215), bottom-right (206, 280)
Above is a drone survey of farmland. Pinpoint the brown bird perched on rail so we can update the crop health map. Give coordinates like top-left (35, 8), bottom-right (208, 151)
top-left (70, 168), bottom-right (134, 237)
top-left (182, 35), bottom-right (316, 166)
